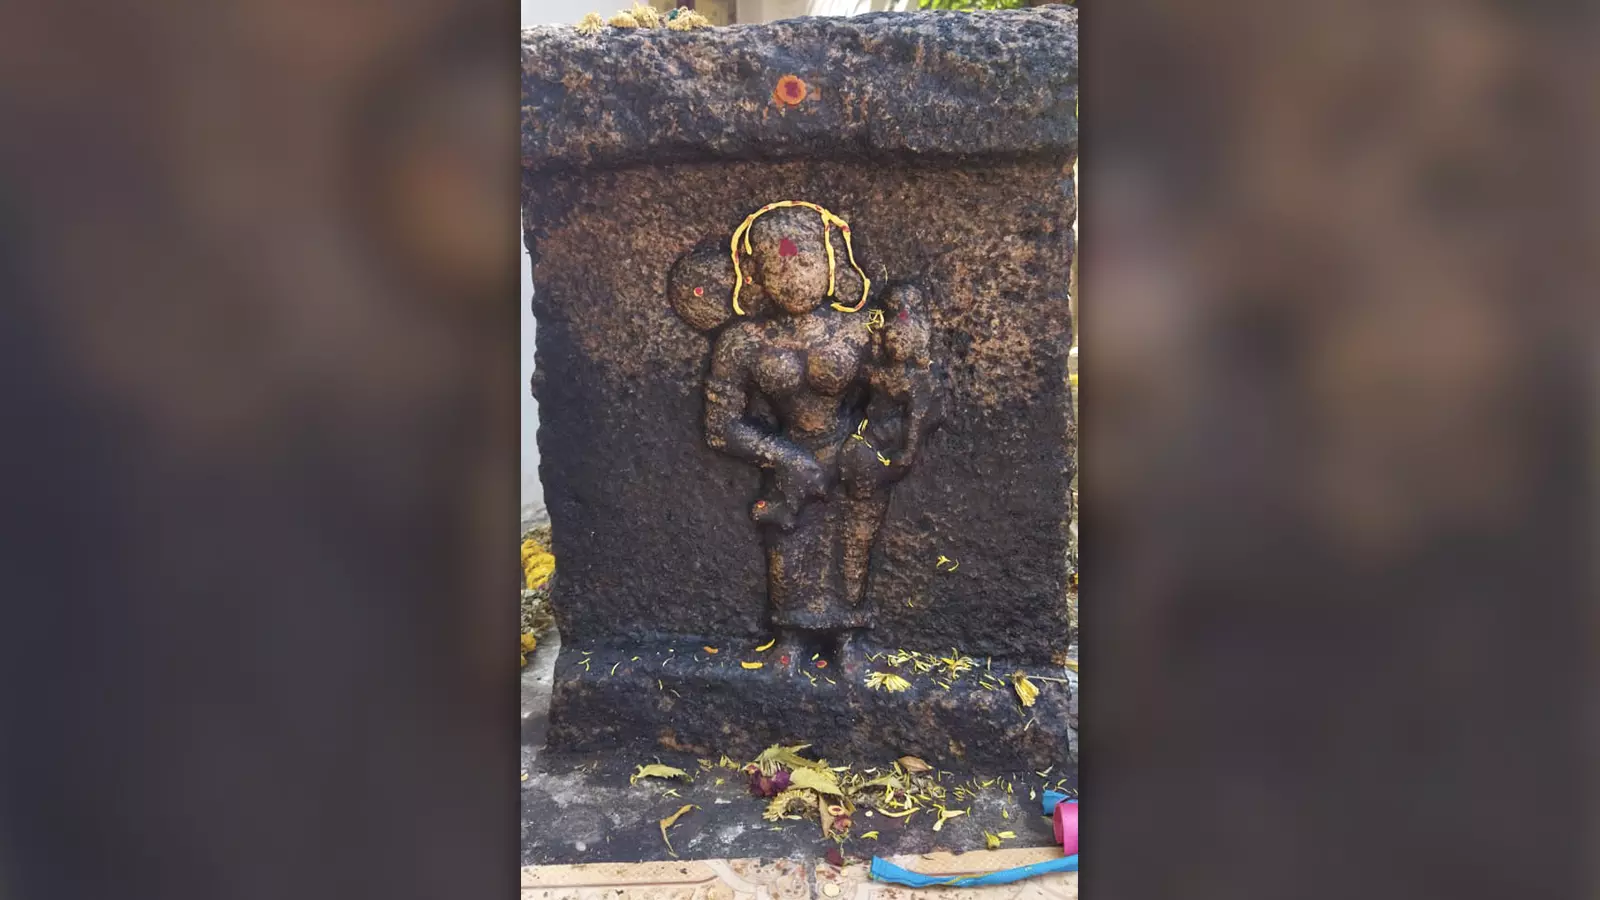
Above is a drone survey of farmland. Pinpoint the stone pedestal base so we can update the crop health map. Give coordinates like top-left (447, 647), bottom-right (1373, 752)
top-left (546, 641), bottom-right (1075, 772)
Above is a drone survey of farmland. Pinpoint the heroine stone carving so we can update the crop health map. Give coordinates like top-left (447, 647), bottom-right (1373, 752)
top-left (667, 202), bottom-right (942, 672)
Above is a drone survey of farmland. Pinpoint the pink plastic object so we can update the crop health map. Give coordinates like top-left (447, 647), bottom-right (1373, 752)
top-left (1052, 801), bottom-right (1079, 855)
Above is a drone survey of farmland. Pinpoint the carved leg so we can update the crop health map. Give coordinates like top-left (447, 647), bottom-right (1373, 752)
top-left (839, 492), bottom-right (891, 609)
top-left (775, 630), bottom-right (806, 673)
top-left (834, 629), bottom-right (869, 676)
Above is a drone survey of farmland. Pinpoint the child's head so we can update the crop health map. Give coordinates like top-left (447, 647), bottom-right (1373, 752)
top-left (667, 239), bottom-right (767, 331)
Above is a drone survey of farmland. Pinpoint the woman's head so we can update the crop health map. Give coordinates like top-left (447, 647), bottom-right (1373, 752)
top-left (745, 207), bottom-right (835, 316)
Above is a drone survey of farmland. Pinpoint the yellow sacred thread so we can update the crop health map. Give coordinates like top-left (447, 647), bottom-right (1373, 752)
top-left (729, 200), bottom-right (871, 315)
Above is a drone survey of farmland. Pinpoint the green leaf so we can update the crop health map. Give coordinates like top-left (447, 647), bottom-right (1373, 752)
top-left (788, 767), bottom-right (846, 797)
top-left (630, 763), bottom-right (690, 785)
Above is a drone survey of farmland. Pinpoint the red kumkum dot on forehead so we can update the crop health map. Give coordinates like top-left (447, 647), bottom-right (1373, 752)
top-left (778, 237), bottom-right (799, 257)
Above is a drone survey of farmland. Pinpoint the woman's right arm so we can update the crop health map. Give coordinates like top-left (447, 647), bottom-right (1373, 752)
top-left (704, 328), bottom-right (827, 498)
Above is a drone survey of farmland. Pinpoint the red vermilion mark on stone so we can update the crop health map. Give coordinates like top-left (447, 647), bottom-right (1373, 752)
top-left (815, 659), bottom-right (828, 668)
top-left (693, 286), bottom-right (704, 297)
top-left (778, 237), bottom-right (799, 257)
top-left (898, 308), bottom-right (910, 321)
top-left (780, 654), bottom-right (791, 666)
top-left (773, 74), bottom-right (808, 106)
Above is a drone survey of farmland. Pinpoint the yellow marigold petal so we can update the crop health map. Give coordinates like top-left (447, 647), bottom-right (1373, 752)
top-left (665, 8), bottom-right (711, 30)
top-left (629, 2), bottom-right (661, 27)
top-left (1012, 673), bottom-right (1040, 708)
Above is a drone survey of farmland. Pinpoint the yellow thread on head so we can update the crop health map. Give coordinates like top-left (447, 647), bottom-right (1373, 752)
top-left (729, 200), bottom-right (871, 316)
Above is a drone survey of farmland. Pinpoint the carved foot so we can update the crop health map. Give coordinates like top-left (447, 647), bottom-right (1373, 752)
top-left (775, 632), bottom-right (807, 674)
top-left (834, 630), bottom-right (870, 678)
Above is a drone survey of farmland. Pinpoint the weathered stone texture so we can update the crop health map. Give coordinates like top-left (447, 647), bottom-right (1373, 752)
top-left (522, 8), bottom-right (1078, 172)
top-left (523, 8), bottom-right (1077, 768)
top-left (527, 157), bottom-right (1076, 662)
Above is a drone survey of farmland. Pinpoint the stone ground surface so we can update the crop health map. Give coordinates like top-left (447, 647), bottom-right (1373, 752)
top-left (522, 631), bottom-right (1078, 868)
top-left (520, 847), bottom-right (1078, 900)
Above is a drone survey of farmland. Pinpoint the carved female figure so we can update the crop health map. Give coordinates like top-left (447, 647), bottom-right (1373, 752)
top-left (667, 203), bottom-right (939, 671)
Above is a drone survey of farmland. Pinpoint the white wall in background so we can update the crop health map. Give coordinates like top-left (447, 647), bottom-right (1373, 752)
top-left (786, 0), bottom-right (913, 17)
top-left (522, 0), bottom-right (600, 26)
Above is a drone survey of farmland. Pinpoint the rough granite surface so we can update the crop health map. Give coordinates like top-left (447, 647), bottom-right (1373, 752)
top-left (521, 8), bottom-right (1078, 172)
top-left (522, 8), bottom-right (1077, 768)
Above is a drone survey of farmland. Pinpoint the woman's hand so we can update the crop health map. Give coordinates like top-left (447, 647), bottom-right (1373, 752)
top-left (777, 453), bottom-right (830, 504)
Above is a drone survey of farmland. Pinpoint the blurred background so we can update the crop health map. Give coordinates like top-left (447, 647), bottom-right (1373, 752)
top-left (0, 0), bottom-right (1589, 897)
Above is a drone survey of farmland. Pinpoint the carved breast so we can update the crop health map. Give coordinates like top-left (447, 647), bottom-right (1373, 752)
top-left (754, 348), bottom-right (805, 397)
top-left (806, 344), bottom-right (858, 396)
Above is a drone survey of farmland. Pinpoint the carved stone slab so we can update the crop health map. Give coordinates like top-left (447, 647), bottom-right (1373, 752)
top-left (523, 8), bottom-right (1077, 769)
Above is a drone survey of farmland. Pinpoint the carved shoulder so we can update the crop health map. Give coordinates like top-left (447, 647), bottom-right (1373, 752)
top-left (708, 320), bottom-right (764, 384)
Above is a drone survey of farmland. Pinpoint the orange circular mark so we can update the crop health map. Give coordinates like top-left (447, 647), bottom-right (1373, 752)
top-left (745, 275), bottom-right (754, 285)
top-left (773, 74), bottom-right (808, 107)
top-left (815, 659), bottom-right (828, 668)
top-left (693, 286), bottom-right (705, 296)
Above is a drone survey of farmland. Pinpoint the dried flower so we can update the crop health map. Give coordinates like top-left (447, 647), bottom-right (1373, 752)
top-left (659, 804), bottom-right (695, 856)
top-left (748, 767), bottom-right (792, 798)
top-left (1012, 673), bottom-right (1040, 708)
top-left (665, 8), bottom-right (711, 30)
top-left (864, 671), bottom-right (912, 693)
top-left (575, 11), bottom-right (605, 33)
top-left (629, 1), bottom-right (661, 27)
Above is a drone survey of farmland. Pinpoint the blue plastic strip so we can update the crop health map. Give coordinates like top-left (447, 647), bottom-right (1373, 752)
top-left (1041, 791), bottom-right (1076, 815)
top-left (869, 854), bottom-right (1078, 888)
